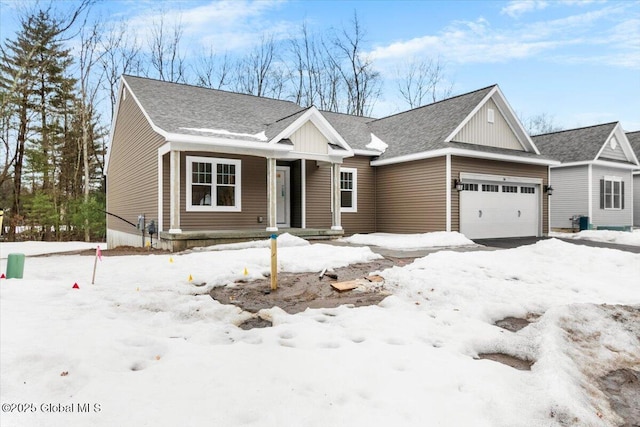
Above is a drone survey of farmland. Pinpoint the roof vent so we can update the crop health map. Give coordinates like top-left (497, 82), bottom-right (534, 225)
top-left (487, 108), bottom-right (495, 124)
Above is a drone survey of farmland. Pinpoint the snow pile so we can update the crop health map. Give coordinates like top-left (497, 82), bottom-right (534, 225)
top-left (1, 238), bottom-right (639, 426)
top-left (193, 232), bottom-right (310, 252)
top-left (340, 231), bottom-right (475, 249)
top-left (551, 229), bottom-right (640, 246)
top-left (178, 127), bottom-right (268, 141)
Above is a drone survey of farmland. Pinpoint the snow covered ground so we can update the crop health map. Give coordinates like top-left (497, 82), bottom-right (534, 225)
top-left (1, 234), bottom-right (638, 427)
top-left (339, 231), bottom-right (475, 249)
top-left (551, 229), bottom-right (640, 247)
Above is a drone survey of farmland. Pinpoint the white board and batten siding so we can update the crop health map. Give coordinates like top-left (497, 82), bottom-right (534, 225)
top-left (290, 121), bottom-right (328, 154)
top-left (590, 165), bottom-right (633, 227)
top-left (452, 98), bottom-right (523, 151)
top-left (634, 174), bottom-right (640, 227)
top-left (549, 166), bottom-right (589, 229)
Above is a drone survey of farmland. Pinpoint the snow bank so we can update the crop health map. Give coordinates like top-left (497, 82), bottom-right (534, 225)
top-left (193, 232), bottom-right (310, 252)
top-left (340, 231), bottom-right (475, 250)
top-left (0, 241), bottom-right (99, 258)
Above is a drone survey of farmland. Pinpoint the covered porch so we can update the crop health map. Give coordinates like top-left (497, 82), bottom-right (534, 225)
top-left (158, 227), bottom-right (344, 252)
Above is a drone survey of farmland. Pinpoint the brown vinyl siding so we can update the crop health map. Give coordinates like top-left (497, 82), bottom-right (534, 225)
top-left (106, 90), bottom-right (164, 234)
top-left (179, 153), bottom-right (267, 231)
top-left (341, 156), bottom-right (376, 234)
top-left (376, 157), bottom-right (447, 233)
top-left (451, 156), bottom-right (549, 233)
top-left (305, 160), bottom-right (332, 228)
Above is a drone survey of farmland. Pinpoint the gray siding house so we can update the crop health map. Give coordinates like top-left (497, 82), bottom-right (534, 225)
top-left (534, 123), bottom-right (639, 231)
top-left (106, 76), bottom-right (558, 250)
top-left (627, 131), bottom-right (640, 227)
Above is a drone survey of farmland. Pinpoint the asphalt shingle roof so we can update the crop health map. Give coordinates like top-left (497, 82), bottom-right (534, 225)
top-left (627, 131), bottom-right (640, 158)
top-left (532, 122), bottom-right (618, 163)
top-left (123, 75), bottom-right (304, 140)
top-left (368, 86), bottom-right (495, 160)
top-left (122, 76), bottom-right (550, 162)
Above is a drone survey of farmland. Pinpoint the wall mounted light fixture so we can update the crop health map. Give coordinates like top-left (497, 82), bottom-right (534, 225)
top-left (543, 185), bottom-right (554, 196)
top-left (453, 179), bottom-right (464, 192)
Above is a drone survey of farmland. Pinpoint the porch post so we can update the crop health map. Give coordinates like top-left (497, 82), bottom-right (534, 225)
top-left (266, 157), bottom-right (278, 232)
top-left (331, 163), bottom-right (343, 231)
top-left (168, 150), bottom-right (182, 233)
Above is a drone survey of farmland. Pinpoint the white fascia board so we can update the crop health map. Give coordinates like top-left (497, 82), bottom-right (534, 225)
top-left (279, 150), bottom-right (345, 163)
top-left (164, 139), bottom-right (290, 158)
top-left (370, 148), bottom-right (451, 166)
top-left (165, 132), bottom-right (292, 153)
top-left (371, 147), bottom-right (559, 167)
top-left (551, 159), bottom-right (640, 171)
top-left (269, 107), bottom-right (353, 154)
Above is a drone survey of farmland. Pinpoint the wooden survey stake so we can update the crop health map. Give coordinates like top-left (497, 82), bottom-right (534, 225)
top-left (270, 234), bottom-right (277, 290)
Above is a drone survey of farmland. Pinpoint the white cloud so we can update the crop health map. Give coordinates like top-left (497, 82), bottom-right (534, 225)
top-left (501, 0), bottom-right (549, 18)
top-left (369, 5), bottom-right (639, 70)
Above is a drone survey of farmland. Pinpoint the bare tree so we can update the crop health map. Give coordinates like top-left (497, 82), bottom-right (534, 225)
top-left (192, 48), bottom-right (232, 90)
top-left (100, 19), bottom-right (142, 121)
top-left (326, 12), bottom-right (380, 116)
top-left (148, 13), bottom-right (185, 83)
top-left (396, 57), bottom-right (453, 108)
top-left (235, 34), bottom-right (284, 98)
top-left (521, 112), bottom-right (563, 136)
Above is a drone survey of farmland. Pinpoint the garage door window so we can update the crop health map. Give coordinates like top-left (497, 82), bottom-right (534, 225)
top-left (462, 183), bottom-right (478, 191)
top-left (521, 186), bottom-right (535, 194)
top-left (502, 185), bottom-right (517, 193)
top-left (482, 184), bottom-right (499, 192)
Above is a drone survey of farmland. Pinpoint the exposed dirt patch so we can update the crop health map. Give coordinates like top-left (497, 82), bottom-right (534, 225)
top-left (598, 369), bottom-right (640, 427)
top-left (495, 313), bottom-right (541, 332)
top-left (210, 257), bottom-right (401, 315)
top-left (477, 353), bottom-right (534, 371)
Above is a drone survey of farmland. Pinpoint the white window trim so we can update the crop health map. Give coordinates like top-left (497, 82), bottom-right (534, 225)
top-left (186, 156), bottom-right (241, 212)
top-left (603, 175), bottom-right (622, 210)
top-left (340, 167), bottom-right (357, 213)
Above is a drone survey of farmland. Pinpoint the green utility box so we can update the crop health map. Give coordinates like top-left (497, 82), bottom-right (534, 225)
top-left (6, 253), bottom-right (25, 279)
top-left (579, 216), bottom-right (589, 231)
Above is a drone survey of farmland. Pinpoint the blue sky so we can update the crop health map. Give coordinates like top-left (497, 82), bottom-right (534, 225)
top-left (1, 0), bottom-right (639, 131)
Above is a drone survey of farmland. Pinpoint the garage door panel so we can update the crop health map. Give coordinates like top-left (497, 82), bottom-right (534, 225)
top-left (460, 181), bottom-right (539, 239)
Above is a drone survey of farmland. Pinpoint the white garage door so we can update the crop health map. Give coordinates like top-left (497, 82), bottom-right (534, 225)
top-left (460, 180), bottom-right (540, 239)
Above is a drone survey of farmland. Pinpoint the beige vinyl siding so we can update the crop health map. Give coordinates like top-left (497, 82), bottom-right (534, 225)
top-left (598, 137), bottom-right (628, 162)
top-left (341, 156), bottom-right (376, 235)
top-left (179, 153), bottom-right (267, 230)
top-left (376, 157), bottom-right (446, 233)
top-left (290, 121), bottom-right (328, 154)
top-left (451, 157), bottom-right (549, 233)
top-left (106, 91), bottom-right (164, 234)
top-left (305, 160), bottom-right (332, 228)
top-left (452, 98), bottom-right (523, 151)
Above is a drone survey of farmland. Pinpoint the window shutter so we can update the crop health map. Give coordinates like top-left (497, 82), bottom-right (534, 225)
top-left (600, 179), bottom-right (604, 209)
top-left (621, 181), bottom-right (625, 209)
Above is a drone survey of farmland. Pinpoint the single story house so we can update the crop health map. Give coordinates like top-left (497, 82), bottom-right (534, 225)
top-left (106, 76), bottom-right (558, 251)
top-left (627, 131), bottom-right (640, 227)
top-left (533, 123), bottom-right (639, 231)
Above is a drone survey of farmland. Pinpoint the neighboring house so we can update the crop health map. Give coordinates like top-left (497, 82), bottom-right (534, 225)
top-left (627, 131), bottom-right (640, 227)
top-left (533, 123), bottom-right (639, 231)
top-left (106, 76), bottom-right (558, 250)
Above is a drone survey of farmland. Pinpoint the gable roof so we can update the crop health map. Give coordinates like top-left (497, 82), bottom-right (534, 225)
top-left (123, 75), bottom-right (304, 141)
top-left (116, 75), bottom-right (556, 166)
top-left (533, 122), bottom-right (638, 166)
top-left (368, 86), bottom-right (494, 160)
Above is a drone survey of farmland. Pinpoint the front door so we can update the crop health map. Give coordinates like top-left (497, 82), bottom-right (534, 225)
top-left (276, 166), bottom-right (290, 227)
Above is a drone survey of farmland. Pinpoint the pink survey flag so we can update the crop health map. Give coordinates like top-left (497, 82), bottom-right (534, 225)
top-left (96, 246), bottom-right (102, 261)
